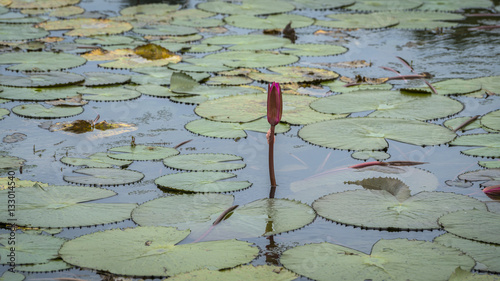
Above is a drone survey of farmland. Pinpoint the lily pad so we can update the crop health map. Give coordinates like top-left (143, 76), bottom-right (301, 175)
top-left (0, 72), bottom-right (85, 88)
top-left (435, 233), bottom-right (500, 273)
top-left (281, 43), bottom-right (348, 57)
top-left (133, 24), bottom-right (198, 36)
top-left (322, 79), bottom-right (393, 93)
top-left (438, 209), bottom-right (500, 245)
top-left (82, 48), bottom-right (182, 69)
top-left (8, 0), bottom-right (79, 9)
top-left (248, 66), bottom-right (339, 83)
top-left (0, 52), bottom-right (86, 72)
top-left (185, 117), bottom-right (290, 139)
top-left (280, 239), bottom-right (475, 281)
top-left (107, 144), bottom-right (179, 161)
top-left (316, 13), bottom-right (399, 29)
top-left (172, 17), bottom-right (224, 28)
top-left (351, 150), bottom-right (391, 160)
top-left (419, 0), bottom-right (493, 11)
top-left (444, 116), bottom-right (482, 131)
top-left (224, 14), bottom-right (314, 30)
top-left (403, 78), bottom-right (482, 95)
top-left (63, 168), bottom-right (144, 186)
top-left (163, 153), bottom-right (245, 171)
top-left (481, 109), bottom-right (500, 132)
top-left (468, 75), bottom-right (500, 96)
top-left (0, 185), bottom-right (137, 227)
top-left (0, 155), bottom-right (25, 170)
top-left (0, 233), bottom-right (66, 265)
top-left (12, 104), bottom-right (83, 119)
top-left (205, 75), bottom-right (253, 85)
top-left (195, 93), bottom-right (343, 125)
top-left (119, 3), bottom-right (179, 16)
top-left (0, 271), bottom-right (25, 281)
top-left (458, 168), bottom-right (500, 187)
top-left (0, 23), bottom-right (49, 41)
top-left (299, 117), bottom-right (456, 151)
top-left (0, 108), bottom-right (8, 120)
top-left (377, 11), bottom-right (465, 29)
top-left (74, 35), bottom-right (136, 46)
top-left (204, 51), bottom-right (299, 68)
top-left (168, 57), bottom-right (234, 72)
top-left (37, 18), bottom-right (133, 37)
top-left (167, 265), bottom-right (298, 281)
top-left (131, 67), bottom-right (209, 85)
top-left (197, 0), bottom-right (295, 15)
top-left (479, 161), bottom-right (500, 169)
top-left (0, 86), bottom-right (83, 101)
top-left (2, 132), bottom-right (26, 143)
top-left (61, 152), bottom-right (132, 168)
top-left (78, 86), bottom-right (142, 101)
top-left (59, 226), bottom-right (259, 277)
top-left (155, 171), bottom-right (251, 193)
top-left (202, 34), bottom-right (291, 51)
top-left (310, 90), bottom-right (463, 121)
top-left (450, 133), bottom-right (500, 158)
top-left (15, 259), bottom-right (72, 272)
top-left (83, 72), bottom-right (131, 86)
top-left (288, 0), bottom-right (354, 9)
top-left (346, 0), bottom-right (423, 11)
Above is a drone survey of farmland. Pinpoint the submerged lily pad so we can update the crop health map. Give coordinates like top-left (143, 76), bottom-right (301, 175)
top-left (185, 117), bottom-right (290, 139)
top-left (63, 168), bottom-right (144, 186)
top-left (61, 152), bottom-right (132, 168)
top-left (195, 93), bottom-right (342, 125)
top-left (0, 52), bottom-right (86, 72)
top-left (0, 23), bottom-right (49, 41)
top-left (0, 185), bottom-right (137, 227)
top-left (299, 117), bottom-right (456, 151)
top-left (280, 239), bottom-right (475, 281)
top-left (316, 13), bottom-right (399, 29)
top-left (351, 151), bottom-right (391, 161)
top-left (439, 209), bottom-right (500, 245)
top-left (155, 171), bottom-right (251, 193)
top-left (133, 24), bottom-right (198, 36)
top-left (202, 34), bottom-right (291, 51)
top-left (12, 104), bottom-right (83, 119)
top-left (450, 133), bottom-right (500, 158)
top-left (0, 233), bottom-right (66, 265)
top-left (204, 51), bottom-right (299, 68)
top-left (0, 72), bottom-right (85, 88)
top-left (248, 66), bottom-right (339, 83)
top-left (224, 14), bottom-right (314, 30)
top-left (107, 144), bottom-right (179, 161)
top-left (197, 0), bottom-right (295, 15)
top-left (59, 226), bottom-right (259, 277)
top-left (163, 153), bottom-right (245, 171)
top-left (167, 265), bottom-right (298, 281)
top-left (310, 90), bottom-right (463, 121)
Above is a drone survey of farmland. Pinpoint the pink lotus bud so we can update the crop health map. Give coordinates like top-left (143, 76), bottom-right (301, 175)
top-left (267, 82), bottom-right (282, 126)
top-left (483, 185), bottom-right (500, 200)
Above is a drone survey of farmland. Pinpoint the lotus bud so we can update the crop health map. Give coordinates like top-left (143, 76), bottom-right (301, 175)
top-left (267, 82), bottom-right (282, 126)
top-left (483, 185), bottom-right (500, 200)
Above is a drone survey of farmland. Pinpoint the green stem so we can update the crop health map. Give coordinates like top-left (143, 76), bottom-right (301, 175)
top-left (269, 125), bottom-right (276, 197)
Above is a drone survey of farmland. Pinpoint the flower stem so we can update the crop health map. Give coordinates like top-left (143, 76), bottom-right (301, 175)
top-left (268, 125), bottom-right (276, 198)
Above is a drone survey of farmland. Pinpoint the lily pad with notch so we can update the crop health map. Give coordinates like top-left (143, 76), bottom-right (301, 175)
top-left (419, 0), bottom-right (493, 11)
top-left (12, 103), bottom-right (83, 119)
top-left (163, 153), bottom-right (245, 171)
top-left (0, 51), bottom-right (87, 72)
top-left (0, 185), bottom-right (138, 227)
top-left (377, 11), bottom-right (465, 29)
top-left (0, 108), bottom-right (8, 120)
top-left (345, 0), bottom-right (423, 11)
top-left (63, 168), bottom-right (144, 186)
top-left (107, 144), bottom-right (179, 161)
top-left (155, 171), bottom-right (251, 193)
top-left (131, 67), bottom-right (209, 85)
top-left (0, 155), bottom-right (25, 170)
top-left (450, 133), bottom-right (500, 158)
top-left (8, 0), bottom-right (79, 9)
top-left (322, 79), bottom-right (393, 93)
top-left (15, 259), bottom-right (72, 273)
top-left (168, 57), bottom-right (234, 72)
top-left (444, 116), bottom-right (482, 132)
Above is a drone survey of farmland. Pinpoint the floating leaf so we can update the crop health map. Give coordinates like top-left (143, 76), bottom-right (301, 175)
top-left (248, 66), bottom-right (339, 83)
top-left (458, 169), bottom-right (500, 187)
top-left (0, 108), bottom-right (8, 120)
top-left (15, 259), bottom-right (72, 273)
top-left (0, 52), bottom-right (86, 72)
top-left (444, 116), bottom-right (481, 132)
top-left (450, 133), bottom-right (500, 158)
top-left (288, 0), bottom-right (354, 9)
top-left (185, 117), bottom-right (290, 139)
top-left (8, 0), bottom-right (79, 9)
top-left (168, 57), bottom-right (234, 72)
top-left (314, 187), bottom-right (485, 230)
top-left (75, 35), bottom-right (136, 46)
top-left (0, 23), bottom-right (49, 41)
top-left (133, 24), bottom-right (198, 36)
top-left (59, 226), bottom-right (259, 277)
top-left (349, 177), bottom-right (411, 202)
top-left (45, 94), bottom-right (88, 106)
top-left (197, 0), bottom-right (295, 15)
top-left (63, 168), bottom-right (144, 186)
top-left (195, 93), bottom-right (343, 125)
top-left (107, 144), bottom-right (179, 161)
top-left (479, 161), bottom-right (500, 169)
top-left (0, 71), bottom-right (85, 88)
top-left (0, 177), bottom-right (49, 190)
top-left (403, 78), bottom-right (482, 95)
top-left (0, 185), bottom-right (137, 227)
top-left (310, 90), bottom-right (463, 121)
top-left (316, 13), bottom-right (399, 29)
top-left (61, 152), bottom-right (132, 168)
top-left (346, 0), bottom-right (423, 11)
top-left (206, 75), bottom-right (253, 85)
top-left (481, 109), bottom-right (500, 132)
top-left (0, 233), bottom-right (66, 265)
top-left (83, 72), bottom-right (131, 86)
top-left (351, 151), bottom-right (391, 160)
top-left (2, 132), bottom-right (27, 143)
top-left (202, 34), bottom-right (291, 51)
top-left (47, 119), bottom-right (135, 134)
top-left (119, 3), bottom-right (180, 16)
top-left (12, 104), bottom-right (83, 119)
top-left (172, 17), bottom-right (224, 28)
top-left (377, 11), bottom-right (465, 29)
top-left (280, 239), bottom-right (475, 281)
top-left (163, 153), bottom-right (245, 171)
top-left (37, 18), bottom-right (133, 37)
top-left (224, 14), bottom-right (314, 29)
top-left (82, 48), bottom-right (181, 69)
top-left (0, 271), bottom-right (25, 281)
top-left (299, 117), bottom-right (456, 151)
top-left (131, 67), bottom-right (209, 85)
top-left (167, 265), bottom-right (298, 281)
top-left (0, 86), bottom-right (83, 101)
top-left (419, 0), bottom-right (493, 11)
top-left (78, 86), bottom-right (141, 101)
top-left (0, 155), bottom-right (25, 170)
top-left (155, 171), bottom-right (251, 193)
top-left (439, 209), bottom-right (500, 244)
top-left (204, 51), bottom-right (299, 68)
top-left (435, 233), bottom-right (500, 273)
top-left (468, 75), bottom-right (500, 96)
top-left (280, 43), bottom-right (348, 57)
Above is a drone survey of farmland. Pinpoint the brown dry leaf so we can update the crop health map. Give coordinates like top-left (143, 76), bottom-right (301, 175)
top-left (82, 48), bottom-right (134, 61)
top-left (340, 75), bottom-right (389, 85)
top-left (134, 43), bottom-right (175, 60)
top-left (45, 94), bottom-right (89, 106)
top-left (331, 60), bottom-right (372, 68)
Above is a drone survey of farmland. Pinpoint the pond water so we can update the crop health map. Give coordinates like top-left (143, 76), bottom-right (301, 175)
top-left (0, 0), bottom-right (499, 280)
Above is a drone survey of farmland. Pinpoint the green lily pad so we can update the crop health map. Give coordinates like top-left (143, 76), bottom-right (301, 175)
top-left (8, 0), bottom-right (79, 9)
top-left (202, 34), bottom-right (291, 51)
top-left (0, 177), bottom-right (49, 190)
top-left (135, 84), bottom-right (177, 97)
top-left (482, 109), bottom-right (500, 132)
top-left (167, 265), bottom-right (298, 281)
top-left (280, 239), bottom-right (475, 281)
top-left (299, 117), bottom-right (456, 151)
top-left (310, 90), bottom-right (463, 121)
top-left (37, 18), bottom-right (133, 37)
top-left (133, 24), bottom-right (198, 36)
top-left (15, 259), bottom-right (72, 272)
top-left (377, 11), bottom-right (465, 29)
top-left (75, 35), bottom-right (137, 46)
top-left (119, 3), bottom-right (179, 15)
top-left (479, 161), bottom-right (500, 169)
top-left (0, 185), bottom-right (137, 227)
top-left (403, 78), bottom-right (482, 95)
top-left (346, 0), bottom-right (423, 11)
top-left (439, 209), bottom-right (500, 245)
top-left (12, 104), bottom-right (83, 119)
top-left (0, 155), bottom-right (25, 170)
top-left (0, 86), bottom-right (83, 101)
top-left (316, 13), bottom-right (399, 29)
top-left (155, 171), bottom-right (251, 193)
top-left (0, 108), bottom-right (9, 120)
top-left (0, 23), bottom-right (49, 41)
top-left (248, 66), bottom-right (339, 83)
top-left (0, 72), bottom-right (85, 88)
top-left (281, 43), bottom-right (348, 57)
top-left (63, 168), bottom-right (144, 186)
top-left (351, 150), bottom-right (391, 160)
top-left (83, 72), bottom-right (131, 86)
top-left (59, 226), bottom-right (259, 277)
top-left (0, 271), bottom-right (25, 281)
top-left (185, 43), bottom-right (223, 53)
top-left (206, 75), bottom-right (253, 85)
top-left (163, 153), bottom-right (245, 171)
top-left (204, 51), bottom-right (299, 68)
top-left (458, 168), bottom-right (500, 187)
top-left (197, 0), bottom-right (295, 15)
top-left (0, 233), bottom-right (66, 265)
top-left (444, 116), bottom-right (482, 132)
top-left (322, 79), bottom-right (393, 93)
top-left (107, 144), bottom-right (179, 161)
top-left (450, 133), bottom-right (500, 158)
top-left (185, 117), bottom-right (291, 139)
top-left (195, 93), bottom-right (343, 125)
top-left (0, 52), bottom-right (86, 72)
top-left (132, 67), bottom-right (209, 85)
top-left (61, 152), bottom-right (132, 168)
top-left (448, 267), bottom-right (500, 280)
top-left (435, 233), bottom-right (500, 273)
top-left (224, 14), bottom-right (314, 29)
top-left (288, 0), bottom-right (354, 9)
top-left (467, 75), bottom-right (500, 96)
top-left (171, 17), bottom-right (224, 28)
top-left (133, 194), bottom-right (315, 239)
top-left (78, 86), bottom-right (142, 101)
top-left (419, 0), bottom-right (493, 11)
top-left (168, 57), bottom-right (234, 72)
